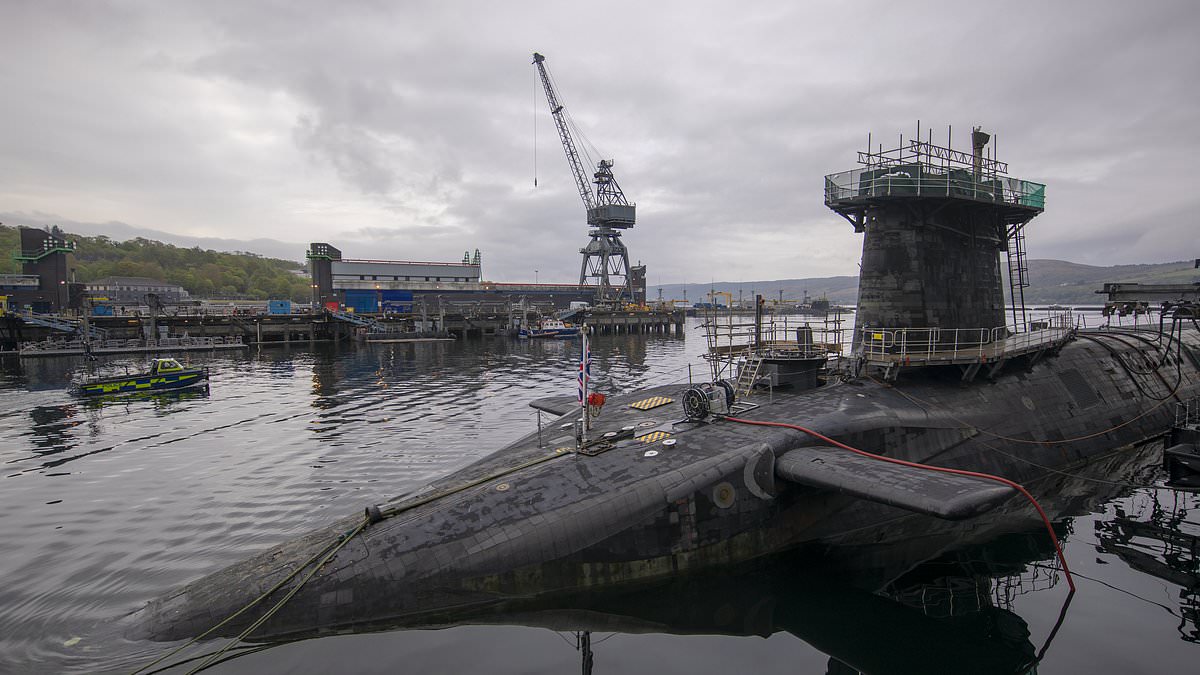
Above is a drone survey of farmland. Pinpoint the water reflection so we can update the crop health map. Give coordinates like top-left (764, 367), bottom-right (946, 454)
top-left (76, 386), bottom-right (211, 411)
top-left (26, 404), bottom-right (79, 455)
top-left (1095, 491), bottom-right (1200, 643)
top-left (8, 390), bottom-right (212, 477)
top-left (168, 537), bottom-right (1056, 675)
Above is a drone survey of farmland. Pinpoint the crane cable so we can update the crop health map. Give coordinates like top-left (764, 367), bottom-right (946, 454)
top-left (545, 67), bottom-right (603, 170)
top-left (720, 415), bottom-right (1077, 592)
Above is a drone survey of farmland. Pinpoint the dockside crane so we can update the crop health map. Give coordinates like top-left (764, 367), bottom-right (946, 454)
top-left (532, 52), bottom-right (636, 304)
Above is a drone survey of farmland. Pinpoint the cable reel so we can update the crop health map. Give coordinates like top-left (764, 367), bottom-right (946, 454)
top-left (682, 381), bottom-right (735, 421)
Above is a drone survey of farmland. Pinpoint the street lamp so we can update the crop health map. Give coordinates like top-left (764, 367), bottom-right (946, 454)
top-left (535, 269), bottom-right (539, 284)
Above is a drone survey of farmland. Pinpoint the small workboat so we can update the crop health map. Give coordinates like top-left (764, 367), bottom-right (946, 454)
top-left (75, 358), bottom-right (209, 397)
top-left (518, 318), bottom-right (581, 339)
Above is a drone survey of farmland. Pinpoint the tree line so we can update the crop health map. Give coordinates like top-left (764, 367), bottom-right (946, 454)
top-left (1, 225), bottom-right (312, 301)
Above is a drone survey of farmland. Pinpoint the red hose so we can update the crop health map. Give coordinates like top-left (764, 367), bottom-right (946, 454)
top-left (722, 416), bottom-right (1076, 592)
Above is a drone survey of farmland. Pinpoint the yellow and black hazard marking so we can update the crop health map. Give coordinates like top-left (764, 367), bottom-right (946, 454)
top-left (630, 396), bottom-right (673, 410)
top-left (636, 430), bottom-right (671, 444)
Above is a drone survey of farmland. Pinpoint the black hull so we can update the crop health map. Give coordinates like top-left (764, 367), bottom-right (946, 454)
top-left (131, 326), bottom-right (1200, 643)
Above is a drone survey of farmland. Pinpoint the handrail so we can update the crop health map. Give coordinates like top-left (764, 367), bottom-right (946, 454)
top-left (855, 312), bottom-right (1073, 365)
top-left (824, 166), bottom-right (1046, 210)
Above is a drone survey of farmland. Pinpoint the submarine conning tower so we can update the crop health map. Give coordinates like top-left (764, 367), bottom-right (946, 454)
top-left (825, 125), bottom-right (1057, 380)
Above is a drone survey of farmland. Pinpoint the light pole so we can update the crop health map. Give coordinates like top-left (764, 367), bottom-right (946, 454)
top-left (535, 269), bottom-right (539, 285)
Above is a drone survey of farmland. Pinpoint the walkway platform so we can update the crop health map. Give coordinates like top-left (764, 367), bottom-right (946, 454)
top-left (18, 336), bottom-right (247, 358)
top-left (856, 314), bottom-right (1074, 380)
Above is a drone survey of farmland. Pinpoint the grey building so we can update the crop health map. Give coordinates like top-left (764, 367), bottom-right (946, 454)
top-left (86, 276), bottom-right (190, 305)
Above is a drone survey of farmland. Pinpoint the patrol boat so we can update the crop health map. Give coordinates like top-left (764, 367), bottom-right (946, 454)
top-left (519, 317), bottom-right (581, 339)
top-left (76, 357), bottom-right (209, 397)
top-left (130, 127), bottom-right (1200, 653)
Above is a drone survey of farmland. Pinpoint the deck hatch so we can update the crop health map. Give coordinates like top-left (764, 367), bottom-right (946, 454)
top-left (630, 396), bottom-right (674, 410)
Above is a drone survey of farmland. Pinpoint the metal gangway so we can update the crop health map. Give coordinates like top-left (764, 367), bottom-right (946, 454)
top-left (327, 310), bottom-right (383, 331)
top-left (18, 312), bottom-right (107, 340)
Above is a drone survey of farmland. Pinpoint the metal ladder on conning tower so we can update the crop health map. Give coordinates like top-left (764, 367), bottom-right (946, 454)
top-left (735, 353), bottom-right (764, 396)
top-left (1006, 228), bottom-right (1030, 330)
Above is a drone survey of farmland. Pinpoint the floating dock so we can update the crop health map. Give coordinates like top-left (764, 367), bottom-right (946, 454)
top-left (17, 336), bottom-right (247, 358)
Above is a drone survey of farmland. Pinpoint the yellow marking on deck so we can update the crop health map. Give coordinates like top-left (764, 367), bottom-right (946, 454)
top-left (636, 430), bottom-right (671, 444)
top-left (630, 396), bottom-right (673, 410)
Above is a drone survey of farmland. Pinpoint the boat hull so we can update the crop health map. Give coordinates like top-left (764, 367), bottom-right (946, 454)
top-left (519, 328), bottom-right (580, 339)
top-left (77, 369), bottom-right (209, 396)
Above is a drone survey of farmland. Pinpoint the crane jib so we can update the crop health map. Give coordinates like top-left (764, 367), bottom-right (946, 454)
top-left (532, 52), bottom-right (635, 229)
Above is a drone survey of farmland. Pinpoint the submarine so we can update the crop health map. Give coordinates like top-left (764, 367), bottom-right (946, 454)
top-left (129, 127), bottom-right (1200, 659)
top-left (216, 442), bottom-right (1163, 674)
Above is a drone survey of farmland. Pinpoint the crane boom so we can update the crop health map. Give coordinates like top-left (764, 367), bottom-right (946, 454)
top-left (532, 53), bottom-right (635, 229)
top-left (533, 53), bottom-right (596, 213)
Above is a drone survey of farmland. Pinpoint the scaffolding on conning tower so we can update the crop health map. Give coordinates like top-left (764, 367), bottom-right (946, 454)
top-left (701, 303), bottom-right (849, 394)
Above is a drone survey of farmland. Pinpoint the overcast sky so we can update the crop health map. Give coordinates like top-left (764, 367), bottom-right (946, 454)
top-left (2, 1), bottom-right (1197, 285)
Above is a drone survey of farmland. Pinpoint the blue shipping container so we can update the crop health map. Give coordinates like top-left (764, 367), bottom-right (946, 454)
top-left (92, 305), bottom-right (114, 316)
top-left (267, 300), bottom-right (292, 315)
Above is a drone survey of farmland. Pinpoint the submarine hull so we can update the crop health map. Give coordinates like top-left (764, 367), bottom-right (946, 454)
top-left (130, 327), bottom-right (1200, 643)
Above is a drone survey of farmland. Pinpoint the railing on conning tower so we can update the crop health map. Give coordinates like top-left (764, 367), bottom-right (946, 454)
top-left (823, 135), bottom-right (1046, 214)
top-left (823, 166), bottom-right (1046, 210)
top-left (855, 311), bottom-right (1074, 368)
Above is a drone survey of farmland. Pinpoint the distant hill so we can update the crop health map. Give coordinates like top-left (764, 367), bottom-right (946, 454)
top-left (1015, 259), bottom-right (1199, 304)
top-left (1, 224), bottom-right (312, 302)
top-left (654, 259), bottom-right (1199, 306)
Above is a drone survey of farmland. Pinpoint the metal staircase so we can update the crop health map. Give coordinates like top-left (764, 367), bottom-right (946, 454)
top-left (735, 353), bottom-right (764, 396)
top-left (1006, 228), bottom-right (1031, 329)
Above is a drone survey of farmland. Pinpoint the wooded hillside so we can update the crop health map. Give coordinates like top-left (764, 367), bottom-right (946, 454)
top-left (1, 225), bottom-right (311, 301)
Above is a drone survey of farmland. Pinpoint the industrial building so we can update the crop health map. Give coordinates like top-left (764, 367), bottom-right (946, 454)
top-left (86, 276), bottom-right (191, 305)
top-left (2, 226), bottom-right (75, 314)
top-left (307, 242), bottom-right (641, 313)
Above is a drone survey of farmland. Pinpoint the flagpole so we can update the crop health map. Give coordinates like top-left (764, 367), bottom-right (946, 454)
top-left (580, 323), bottom-right (589, 446)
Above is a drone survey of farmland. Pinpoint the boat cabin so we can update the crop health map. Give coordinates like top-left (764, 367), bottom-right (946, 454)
top-left (150, 358), bottom-right (185, 375)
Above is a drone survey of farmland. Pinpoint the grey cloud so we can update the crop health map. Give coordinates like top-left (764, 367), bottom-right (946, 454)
top-left (293, 115), bottom-right (397, 195)
top-left (1, 1), bottom-right (1198, 285)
